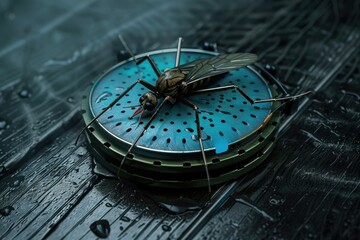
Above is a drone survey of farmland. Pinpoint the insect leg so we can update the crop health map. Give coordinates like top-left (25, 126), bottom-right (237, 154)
top-left (118, 34), bottom-right (161, 77)
top-left (190, 85), bottom-right (311, 105)
top-left (75, 79), bottom-right (156, 145)
top-left (180, 97), bottom-right (211, 193)
top-left (175, 37), bottom-right (183, 67)
top-left (190, 85), bottom-right (310, 128)
top-left (190, 85), bottom-right (255, 104)
top-left (137, 55), bottom-right (161, 77)
top-left (118, 34), bottom-right (138, 63)
top-left (117, 96), bottom-right (172, 175)
top-left (253, 91), bottom-right (311, 103)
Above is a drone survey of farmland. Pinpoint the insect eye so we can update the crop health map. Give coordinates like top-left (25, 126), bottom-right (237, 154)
top-left (139, 96), bottom-right (145, 103)
top-left (145, 102), bottom-right (155, 111)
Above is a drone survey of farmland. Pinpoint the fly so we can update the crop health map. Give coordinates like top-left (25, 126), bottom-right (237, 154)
top-left (76, 36), bottom-right (311, 192)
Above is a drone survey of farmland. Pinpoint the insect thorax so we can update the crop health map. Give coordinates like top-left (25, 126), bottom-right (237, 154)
top-left (156, 69), bottom-right (187, 100)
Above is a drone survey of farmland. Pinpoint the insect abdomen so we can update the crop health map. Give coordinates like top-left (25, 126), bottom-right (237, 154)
top-left (187, 77), bottom-right (212, 92)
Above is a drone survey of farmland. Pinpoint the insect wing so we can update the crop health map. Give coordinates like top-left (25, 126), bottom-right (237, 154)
top-left (185, 53), bottom-right (258, 84)
top-left (176, 59), bottom-right (204, 73)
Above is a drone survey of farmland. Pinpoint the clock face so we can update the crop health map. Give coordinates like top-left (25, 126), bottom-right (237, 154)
top-left (82, 48), bottom-right (282, 188)
top-left (88, 49), bottom-right (273, 155)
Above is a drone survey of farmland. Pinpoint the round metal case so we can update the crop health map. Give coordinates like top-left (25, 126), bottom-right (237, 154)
top-left (81, 48), bottom-right (282, 188)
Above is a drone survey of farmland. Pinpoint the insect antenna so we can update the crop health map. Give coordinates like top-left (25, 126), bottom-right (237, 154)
top-left (123, 103), bottom-right (144, 127)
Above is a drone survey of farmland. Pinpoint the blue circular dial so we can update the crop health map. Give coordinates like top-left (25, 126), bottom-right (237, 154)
top-left (89, 49), bottom-right (272, 154)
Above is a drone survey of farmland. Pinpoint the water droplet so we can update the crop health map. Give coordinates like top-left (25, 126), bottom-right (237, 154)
top-left (0, 120), bottom-right (7, 129)
top-left (9, 176), bottom-right (24, 188)
top-left (191, 131), bottom-right (211, 141)
top-left (18, 89), bottom-right (32, 98)
top-left (120, 216), bottom-right (131, 222)
top-left (90, 219), bottom-right (110, 238)
top-left (0, 120), bottom-right (8, 135)
top-left (149, 194), bottom-right (202, 214)
top-left (67, 97), bottom-right (74, 103)
top-left (162, 225), bottom-right (172, 232)
top-left (0, 206), bottom-right (14, 216)
top-left (115, 87), bottom-right (124, 91)
top-left (96, 91), bottom-right (113, 103)
top-left (76, 146), bottom-right (87, 157)
top-left (105, 203), bottom-right (112, 207)
top-left (269, 194), bottom-right (285, 206)
top-left (0, 165), bottom-right (7, 176)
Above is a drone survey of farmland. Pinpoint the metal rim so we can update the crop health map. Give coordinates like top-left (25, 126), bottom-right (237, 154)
top-left (86, 49), bottom-right (274, 155)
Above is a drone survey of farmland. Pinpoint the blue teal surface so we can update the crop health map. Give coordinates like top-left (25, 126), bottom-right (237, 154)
top-left (89, 49), bottom-right (272, 153)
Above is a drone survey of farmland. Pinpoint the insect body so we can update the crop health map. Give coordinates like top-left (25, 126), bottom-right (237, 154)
top-left (130, 52), bottom-right (259, 121)
top-left (77, 36), bottom-right (310, 192)
top-left (156, 68), bottom-right (187, 99)
top-left (132, 68), bottom-right (188, 117)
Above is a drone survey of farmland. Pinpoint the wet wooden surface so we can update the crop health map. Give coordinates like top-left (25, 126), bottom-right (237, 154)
top-left (0, 0), bottom-right (359, 239)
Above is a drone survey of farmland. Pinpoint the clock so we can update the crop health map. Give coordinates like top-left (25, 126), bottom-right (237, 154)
top-left (81, 48), bottom-right (283, 188)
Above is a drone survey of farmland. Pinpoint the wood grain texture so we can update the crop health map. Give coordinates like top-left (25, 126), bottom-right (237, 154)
top-left (0, 0), bottom-right (359, 239)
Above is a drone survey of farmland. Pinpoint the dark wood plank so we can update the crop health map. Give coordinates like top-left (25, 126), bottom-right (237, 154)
top-left (0, 0), bottom-right (359, 239)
